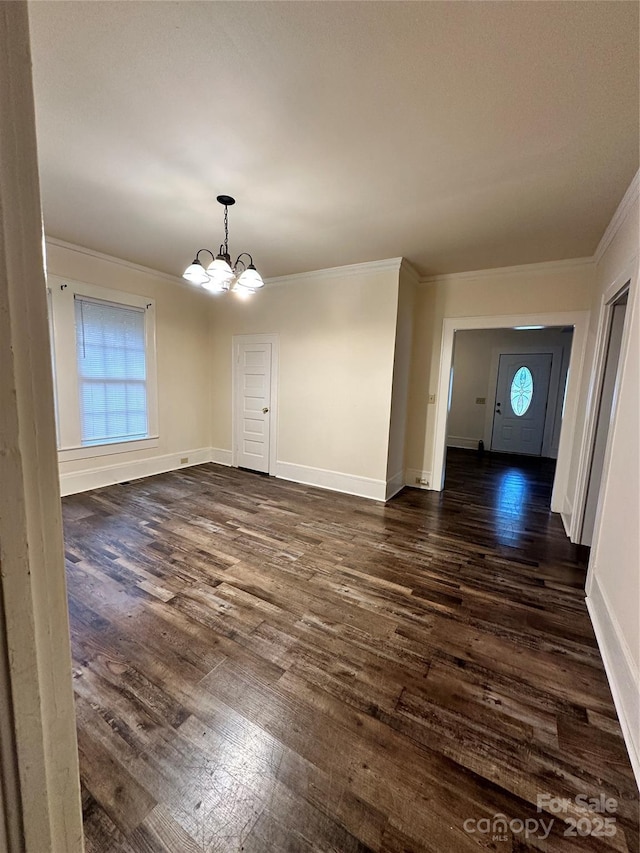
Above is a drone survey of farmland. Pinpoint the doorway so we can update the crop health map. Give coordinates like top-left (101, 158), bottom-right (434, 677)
top-left (446, 327), bottom-right (573, 461)
top-left (579, 290), bottom-right (628, 546)
top-left (431, 311), bottom-right (589, 515)
top-left (232, 334), bottom-right (278, 474)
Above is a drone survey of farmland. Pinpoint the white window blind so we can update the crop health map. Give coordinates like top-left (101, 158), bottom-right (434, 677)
top-left (75, 296), bottom-right (148, 445)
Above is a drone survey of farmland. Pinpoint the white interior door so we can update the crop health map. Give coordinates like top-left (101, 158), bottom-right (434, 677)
top-left (234, 341), bottom-right (272, 473)
top-left (491, 352), bottom-right (553, 455)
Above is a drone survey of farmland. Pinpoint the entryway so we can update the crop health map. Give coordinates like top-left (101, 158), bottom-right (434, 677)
top-left (444, 327), bottom-right (574, 510)
top-left (431, 311), bottom-right (589, 517)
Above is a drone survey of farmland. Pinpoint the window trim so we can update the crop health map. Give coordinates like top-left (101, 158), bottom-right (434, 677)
top-left (48, 275), bottom-right (159, 460)
top-left (57, 436), bottom-right (159, 462)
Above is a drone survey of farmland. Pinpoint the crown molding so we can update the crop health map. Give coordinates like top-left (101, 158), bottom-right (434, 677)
top-left (45, 236), bottom-right (188, 288)
top-left (264, 257), bottom-right (403, 287)
top-left (45, 234), bottom-right (608, 295)
top-left (399, 257), bottom-right (421, 285)
top-left (46, 238), bottom-right (405, 291)
top-left (420, 255), bottom-right (594, 285)
top-left (594, 170), bottom-right (640, 265)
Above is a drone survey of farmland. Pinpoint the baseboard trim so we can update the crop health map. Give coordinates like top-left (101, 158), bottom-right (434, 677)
top-left (59, 447), bottom-right (213, 496)
top-left (586, 576), bottom-right (640, 791)
top-left (385, 470), bottom-right (405, 501)
top-left (275, 460), bottom-right (386, 502)
top-left (210, 447), bottom-right (233, 466)
top-left (559, 495), bottom-right (573, 539)
top-left (405, 468), bottom-right (433, 490)
top-left (447, 436), bottom-right (480, 450)
top-left (60, 445), bottom-right (390, 502)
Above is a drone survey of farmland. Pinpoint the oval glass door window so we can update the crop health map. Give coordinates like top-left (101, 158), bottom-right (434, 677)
top-left (510, 366), bottom-right (534, 416)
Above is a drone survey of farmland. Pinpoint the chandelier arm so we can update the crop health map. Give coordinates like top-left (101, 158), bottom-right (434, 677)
top-left (234, 252), bottom-right (254, 270)
top-left (195, 249), bottom-right (216, 264)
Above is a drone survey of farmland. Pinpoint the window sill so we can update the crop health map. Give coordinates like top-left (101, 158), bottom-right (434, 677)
top-left (58, 436), bottom-right (160, 463)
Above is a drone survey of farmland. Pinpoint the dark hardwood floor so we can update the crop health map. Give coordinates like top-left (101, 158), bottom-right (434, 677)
top-left (62, 449), bottom-right (639, 852)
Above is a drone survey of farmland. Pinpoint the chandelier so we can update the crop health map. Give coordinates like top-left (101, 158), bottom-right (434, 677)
top-left (183, 195), bottom-right (265, 296)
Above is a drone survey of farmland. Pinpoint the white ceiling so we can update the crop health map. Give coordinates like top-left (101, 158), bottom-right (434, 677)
top-left (28, 1), bottom-right (639, 279)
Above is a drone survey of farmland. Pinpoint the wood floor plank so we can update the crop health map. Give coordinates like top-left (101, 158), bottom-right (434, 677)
top-left (62, 449), bottom-right (639, 852)
top-left (76, 723), bottom-right (157, 837)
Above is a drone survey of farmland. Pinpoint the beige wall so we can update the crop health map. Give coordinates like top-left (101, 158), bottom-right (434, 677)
top-left (567, 198), bottom-right (640, 520)
top-left (46, 248), bottom-right (408, 499)
top-left (582, 185), bottom-right (639, 782)
top-left (592, 255), bottom-right (639, 666)
top-left (210, 263), bottom-right (401, 494)
top-left (448, 327), bottom-right (572, 454)
top-left (46, 241), bottom-right (211, 491)
top-left (385, 263), bottom-right (416, 490)
top-left (404, 262), bottom-right (595, 480)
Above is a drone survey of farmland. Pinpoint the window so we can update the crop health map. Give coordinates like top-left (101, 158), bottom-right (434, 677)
top-left (510, 366), bottom-right (533, 416)
top-left (48, 277), bottom-right (158, 460)
top-left (75, 298), bottom-right (148, 445)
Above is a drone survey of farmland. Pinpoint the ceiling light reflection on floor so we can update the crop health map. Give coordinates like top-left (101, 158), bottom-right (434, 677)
top-left (495, 469), bottom-right (529, 547)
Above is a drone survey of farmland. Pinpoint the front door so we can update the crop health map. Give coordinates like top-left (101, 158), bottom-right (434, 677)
top-left (234, 341), bottom-right (272, 473)
top-left (491, 353), bottom-right (553, 455)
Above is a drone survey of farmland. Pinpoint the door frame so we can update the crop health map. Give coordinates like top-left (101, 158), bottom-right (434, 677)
top-left (231, 333), bottom-right (279, 475)
top-left (432, 311), bottom-right (590, 515)
top-left (483, 344), bottom-right (565, 456)
top-left (572, 260), bottom-right (637, 547)
top-left (0, 4), bottom-right (84, 848)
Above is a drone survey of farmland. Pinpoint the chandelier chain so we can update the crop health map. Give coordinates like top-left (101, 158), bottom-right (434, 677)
top-left (223, 204), bottom-right (229, 256)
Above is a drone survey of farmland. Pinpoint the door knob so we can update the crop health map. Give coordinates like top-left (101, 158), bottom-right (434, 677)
top-left (262, 407), bottom-right (269, 414)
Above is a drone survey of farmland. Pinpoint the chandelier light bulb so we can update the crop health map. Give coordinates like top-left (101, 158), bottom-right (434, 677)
top-left (183, 259), bottom-right (210, 285)
top-left (235, 265), bottom-right (265, 289)
top-left (206, 256), bottom-right (234, 278)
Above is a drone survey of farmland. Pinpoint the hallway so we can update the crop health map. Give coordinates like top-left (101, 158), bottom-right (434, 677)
top-left (443, 448), bottom-right (573, 555)
top-left (63, 451), bottom-right (638, 852)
